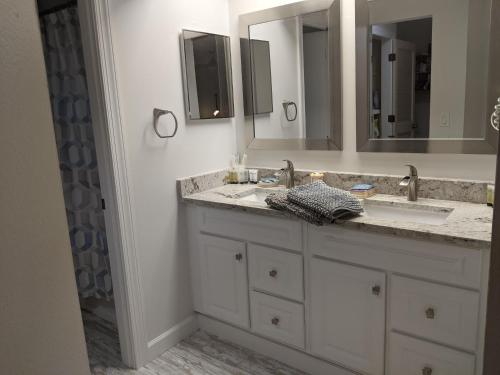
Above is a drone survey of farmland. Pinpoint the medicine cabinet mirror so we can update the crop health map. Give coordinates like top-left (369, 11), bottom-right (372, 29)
top-left (180, 30), bottom-right (234, 120)
top-left (240, 0), bottom-right (342, 150)
top-left (355, 0), bottom-right (499, 153)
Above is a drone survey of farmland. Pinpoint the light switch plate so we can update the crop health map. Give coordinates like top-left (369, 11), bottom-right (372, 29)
top-left (440, 112), bottom-right (451, 127)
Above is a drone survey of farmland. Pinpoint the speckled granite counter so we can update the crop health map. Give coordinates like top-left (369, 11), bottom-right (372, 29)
top-left (180, 183), bottom-right (493, 249)
top-left (177, 168), bottom-right (492, 204)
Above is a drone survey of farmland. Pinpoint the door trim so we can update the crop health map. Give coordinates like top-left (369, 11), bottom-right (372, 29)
top-left (78, 0), bottom-right (147, 368)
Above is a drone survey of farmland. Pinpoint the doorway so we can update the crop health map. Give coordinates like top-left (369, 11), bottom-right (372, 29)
top-left (370, 17), bottom-right (432, 139)
top-left (37, 0), bottom-right (121, 369)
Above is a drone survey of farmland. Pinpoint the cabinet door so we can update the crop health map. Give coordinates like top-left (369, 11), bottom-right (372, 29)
top-left (310, 258), bottom-right (386, 375)
top-left (199, 234), bottom-right (249, 328)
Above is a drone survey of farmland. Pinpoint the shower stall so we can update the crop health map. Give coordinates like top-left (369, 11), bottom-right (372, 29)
top-left (38, 0), bottom-right (114, 312)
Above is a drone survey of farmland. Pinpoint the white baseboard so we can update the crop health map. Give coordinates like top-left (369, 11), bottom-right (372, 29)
top-left (146, 314), bottom-right (199, 362)
top-left (198, 314), bottom-right (354, 375)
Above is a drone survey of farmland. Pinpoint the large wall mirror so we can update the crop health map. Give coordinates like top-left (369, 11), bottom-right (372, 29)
top-left (240, 0), bottom-right (342, 150)
top-left (180, 30), bottom-right (234, 120)
top-left (356, 0), bottom-right (499, 153)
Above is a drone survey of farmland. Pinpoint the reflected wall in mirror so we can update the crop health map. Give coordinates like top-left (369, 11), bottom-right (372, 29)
top-left (250, 39), bottom-right (273, 115)
top-left (180, 30), bottom-right (234, 120)
top-left (356, 0), bottom-right (499, 153)
top-left (240, 0), bottom-right (342, 150)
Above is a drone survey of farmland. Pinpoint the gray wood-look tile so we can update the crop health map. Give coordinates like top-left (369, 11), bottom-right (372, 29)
top-left (83, 311), bottom-right (308, 375)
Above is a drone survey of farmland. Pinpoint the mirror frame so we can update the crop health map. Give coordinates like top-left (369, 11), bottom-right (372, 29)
top-left (355, 0), bottom-right (499, 154)
top-left (239, 0), bottom-right (343, 151)
top-left (180, 29), bottom-right (235, 121)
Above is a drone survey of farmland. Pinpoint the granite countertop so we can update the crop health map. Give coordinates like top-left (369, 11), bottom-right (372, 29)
top-left (181, 184), bottom-right (493, 249)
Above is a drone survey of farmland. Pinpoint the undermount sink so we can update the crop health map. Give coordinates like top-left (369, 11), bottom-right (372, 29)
top-left (362, 200), bottom-right (453, 225)
top-left (237, 187), bottom-right (285, 203)
top-left (236, 188), bottom-right (453, 225)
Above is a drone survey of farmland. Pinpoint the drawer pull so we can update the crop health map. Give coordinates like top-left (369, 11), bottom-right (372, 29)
top-left (422, 366), bottom-right (433, 375)
top-left (425, 307), bottom-right (436, 319)
top-left (271, 317), bottom-right (280, 326)
top-left (269, 269), bottom-right (278, 278)
top-left (235, 253), bottom-right (243, 261)
top-left (372, 285), bottom-right (381, 296)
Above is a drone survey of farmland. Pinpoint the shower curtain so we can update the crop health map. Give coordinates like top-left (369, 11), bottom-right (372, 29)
top-left (40, 6), bottom-right (113, 300)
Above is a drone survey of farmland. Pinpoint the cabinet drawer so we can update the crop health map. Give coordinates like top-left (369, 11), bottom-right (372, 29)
top-left (389, 333), bottom-right (475, 375)
top-left (248, 244), bottom-right (303, 301)
top-left (391, 275), bottom-right (480, 351)
top-left (308, 225), bottom-right (482, 288)
top-left (199, 207), bottom-right (302, 251)
top-left (250, 291), bottom-right (305, 349)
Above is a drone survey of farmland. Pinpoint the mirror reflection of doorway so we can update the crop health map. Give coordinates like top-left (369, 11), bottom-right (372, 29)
top-left (370, 17), bottom-right (432, 139)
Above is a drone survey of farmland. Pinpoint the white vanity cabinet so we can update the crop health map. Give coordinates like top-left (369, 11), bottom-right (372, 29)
top-left (187, 205), bottom-right (489, 375)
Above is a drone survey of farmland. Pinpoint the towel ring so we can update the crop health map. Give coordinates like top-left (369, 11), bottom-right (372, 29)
top-left (282, 101), bottom-right (298, 122)
top-left (153, 108), bottom-right (178, 138)
top-left (490, 98), bottom-right (500, 131)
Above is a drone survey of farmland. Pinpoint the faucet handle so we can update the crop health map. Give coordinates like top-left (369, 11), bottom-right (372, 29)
top-left (405, 164), bottom-right (418, 177)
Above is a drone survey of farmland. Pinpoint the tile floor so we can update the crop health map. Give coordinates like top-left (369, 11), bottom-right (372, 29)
top-left (83, 311), bottom-right (308, 375)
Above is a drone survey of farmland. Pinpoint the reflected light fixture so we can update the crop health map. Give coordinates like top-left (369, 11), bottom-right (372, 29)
top-left (213, 93), bottom-right (220, 117)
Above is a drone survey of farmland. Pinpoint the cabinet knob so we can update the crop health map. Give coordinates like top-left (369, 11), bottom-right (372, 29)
top-left (372, 285), bottom-right (381, 296)
top-left (235, 253), bottom-right (243, 261)
top-left (422, 366), bottom-right (433, 375)
top-left (269, 269), bottom-right (278, 278)
top-left (271, 317), bottom-right (280, 326)
top-left (425, 307), bottom-right (436, 319)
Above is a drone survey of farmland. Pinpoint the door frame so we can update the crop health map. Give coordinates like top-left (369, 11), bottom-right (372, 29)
top-left (77, 0), bottom-right (147, 368)
top-left (484, 111), bottom-right (500, 374)
top-left (391, 38), bottom-right (416, 138)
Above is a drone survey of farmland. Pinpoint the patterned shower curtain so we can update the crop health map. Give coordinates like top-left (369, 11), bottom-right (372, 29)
top-left (40, 6), bottom-right (113, 300)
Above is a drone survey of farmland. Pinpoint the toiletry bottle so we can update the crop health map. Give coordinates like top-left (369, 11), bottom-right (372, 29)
top-left (228, 155), bottom-right (238, 184)
top-left (487, 184), bottom-right (495, 207)
top-left (238, 153), bottom-right (249, 183)
top-left (249, 169), bottom-right (259, 184)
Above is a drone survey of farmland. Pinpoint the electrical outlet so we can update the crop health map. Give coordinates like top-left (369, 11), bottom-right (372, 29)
top-left (440, 112), bottom-right (451, 127)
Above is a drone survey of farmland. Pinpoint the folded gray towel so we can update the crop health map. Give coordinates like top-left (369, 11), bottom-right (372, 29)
top-left (265, 191), bottom-right (324, 225)
top-left (287, 181), bottom-right (363, 222)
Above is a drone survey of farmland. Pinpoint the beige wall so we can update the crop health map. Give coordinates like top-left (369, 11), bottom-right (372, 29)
top-left (0, 1), bottom-right (90, 374)
top-left (230, 0), bottom-right (496, 181)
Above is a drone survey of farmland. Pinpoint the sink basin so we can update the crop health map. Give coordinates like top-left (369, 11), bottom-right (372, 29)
top-left (238, 187), bottom-right (284, 203)
top-left (236, 188), bottom-right (453, 225)
top-left (362, 200), bottom-right (453, 225)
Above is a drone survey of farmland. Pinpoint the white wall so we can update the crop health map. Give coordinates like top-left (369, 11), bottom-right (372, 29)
top-left (107, 0), bottom-right (235, 357)
top-left (0, 1), bottom-right (90, 374)
top-left (229, 0), bottom-right (496, 181)
top-left (372, 23), bottom-right (396, 39)
top-left (303, 30), bottom-right (331, 139)
top-left (464, 0), bottom-right (491, 138)
top-left (251, 18), bottom-right (304, 139)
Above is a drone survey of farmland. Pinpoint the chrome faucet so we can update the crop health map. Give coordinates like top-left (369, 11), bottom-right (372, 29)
top-left (400, 164), bottom-right (418, 201)
top-left (279, 159), bottom-right (295, 188)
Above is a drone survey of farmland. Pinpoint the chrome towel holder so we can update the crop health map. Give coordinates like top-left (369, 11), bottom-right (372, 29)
top-left (491, 98), bottom-right (500, 132)
top-left (282, 101), bottom-right (298, 122)
top-left (153, 108), bottom-right (178, 138)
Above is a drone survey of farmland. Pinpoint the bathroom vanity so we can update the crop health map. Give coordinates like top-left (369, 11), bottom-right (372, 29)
top-left (176, 0), bottom-right (498, 371)
top-left (180, 173), bottom-right (492, 375)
